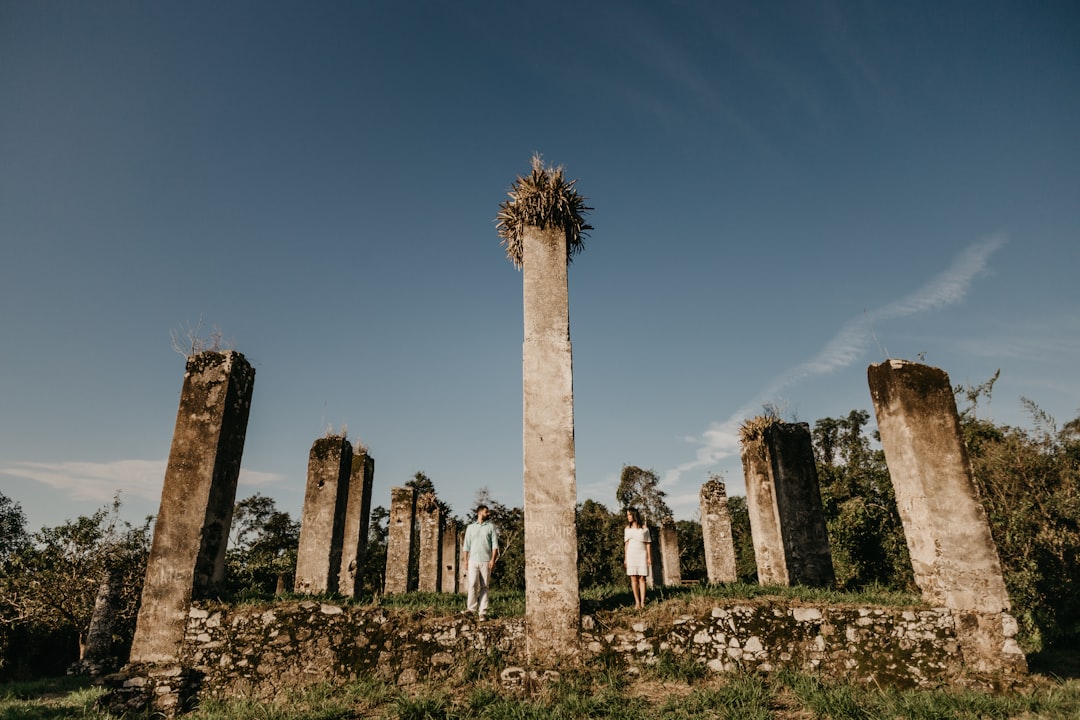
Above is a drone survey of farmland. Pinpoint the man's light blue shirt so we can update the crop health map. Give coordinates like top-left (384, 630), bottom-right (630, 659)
top-left (463, 520), bottom-right (498, 563)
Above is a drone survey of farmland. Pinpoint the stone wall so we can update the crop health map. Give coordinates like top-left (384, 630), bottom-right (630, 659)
top-left (106, 597), bottom-right (1020, 712)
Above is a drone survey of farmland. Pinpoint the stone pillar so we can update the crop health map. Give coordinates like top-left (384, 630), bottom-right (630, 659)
top-left (129, 351), bottom-right (254, 664)
top-left (338, 450), bottom-right (375, 598)
top-left (647, 525), bottom-right (661, 588)
top-left (384, 486), bottom-right (416, 595)
top-left (522, 223), bottom-right (580, 662)
top-left (740, 421), bottom-right (835, 587)
top-left (295, 436), bottom-right (352, 595)
top-left (658, 520), bottom-right (682, 586)
top-left (868, 359), bottom-right (1027, 674)
top-left (441, 523), bottom-right (459, 593)
top-left (458, 530), bottom-right (469, 593)
top-left (79, 567), bottom-right (121, 674)
top-left (416, 492), bottom-right (443, 593)
top-left (700, 479), bottom-right (738, 584)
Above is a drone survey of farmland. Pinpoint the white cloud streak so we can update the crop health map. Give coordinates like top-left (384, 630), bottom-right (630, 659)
top-left (662, 234), bottom-right (1006, 495)
top-left (1, 459), bottom-right (285, 505)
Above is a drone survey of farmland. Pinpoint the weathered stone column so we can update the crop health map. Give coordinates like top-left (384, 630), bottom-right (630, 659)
top-left (647, 525), bottom-right (662, 588)
top-left (79, 567), bottom-right (121, 674)
top-left (130, 351), bottom-right (254, 664)
top-left (658, 520), bottom-right (682, 586)
top-left (384, 486), bottom-right (416, 595)
top-left (441, 522), bottom-right (459, 593)
top-left (868, 359), bottom-right (1027, 674)
top-left (295, 435), bottom-right (353, 595)
top-left (740, 421), bottom-right (835, 587)
top-left (700, 479), bottom-right (738, 584)
top-left (338, 449), bottom-right (375, 598)
top-left (522, 223), bottom-right (580, 662)
top-left (416, 492), bottom-right (443, 593)
top-left (458, 530), bottom-right (469, 593)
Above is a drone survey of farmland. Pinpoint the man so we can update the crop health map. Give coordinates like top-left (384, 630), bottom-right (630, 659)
top-left (461, 504), bottom-right (499, 619)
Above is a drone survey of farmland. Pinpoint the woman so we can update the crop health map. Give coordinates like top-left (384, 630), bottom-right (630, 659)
top-left (623, 507), bottom-right (652, 609)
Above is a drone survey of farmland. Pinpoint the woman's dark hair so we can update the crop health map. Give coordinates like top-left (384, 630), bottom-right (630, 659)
top-left (625, 507), bottom-right (641, 526)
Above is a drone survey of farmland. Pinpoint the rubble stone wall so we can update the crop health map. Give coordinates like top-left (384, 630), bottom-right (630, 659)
top-left (129, 597), bottom-right (1020, 707)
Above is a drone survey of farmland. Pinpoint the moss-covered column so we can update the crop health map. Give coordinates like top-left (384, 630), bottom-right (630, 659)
top-left (338, 449), bottom-right (375, 597)
top-left (440, 522), bottom-right (459, 593)
top-left (522, 222), bottom-right (580, 662)
top-left (384, 486), bottom-right (416, 595)
top-left (868, 359), bottom-right (1027, 674)
top-left (700, 478), bottom-right (738, 584)
top-left (416, 492), bottom-right (443, 593)
top-left (295, 435), bottom-right (352, 595)
top-left (658, 520), bottom-right (682, 586)
top-left (130, 351), bottom-right (254, 664)
top-left (741, 421), bottom-right (835, 588)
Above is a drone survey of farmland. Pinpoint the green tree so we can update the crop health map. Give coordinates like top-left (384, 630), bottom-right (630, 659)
top-left (726, 495), bottom-right (758, 583)
top-left (575, 500), bottom-right (624, 589)
top-left (957, 382), bottom-right (1080, 650)
top-left (0, 498), bottom-right (150, 672)
top-left (616, 465), bottom-right (673, 526)
top-left (363, 505), bottom-right (389, 596)
top-left (0, 494), bottom-right (27, 561)
top-left (675, 519), bottom-right (706, 583)
top-left (812, 410), bottom-right (913, 591)
top-left (225, 494), bottom-right (300, 598)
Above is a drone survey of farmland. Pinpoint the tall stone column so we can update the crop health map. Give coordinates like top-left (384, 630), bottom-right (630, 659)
top-left (740, 421), bottom-right (835, 587)
top-left (441, 523), bottom-right (459, 593)
top-left (522, 223), bottom-right (580, 662)
top-left (338, 450), bottom-right (375, 598)
top-left (658, 520), bottom-right (682, 586)
top-left (416, 492), bottom-right (443, 593)
top-left (868, 359), bottom-right (1026, 674)
top-left (700, 479), bottom-right (738, 584)
top-left (384, 486), bottom-right (416, 595)
top-left (647, 526), bottom-right (661, 588)
top-left (130, 351), bottom-right (254, 664)
top-left (295, 436), bottom-right (353, 595)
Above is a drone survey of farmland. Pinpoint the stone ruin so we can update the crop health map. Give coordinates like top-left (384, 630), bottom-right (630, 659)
top-left (381, 486), bottom-right (459, 596)
top-left (699, 478), bottom-right (738, 584)
top-left (868, 359), bottom-right (1027, 675)
top-left (100, 352), bottom-right (1029, 716)
top-left (740, 420), bottom-right (836, 588)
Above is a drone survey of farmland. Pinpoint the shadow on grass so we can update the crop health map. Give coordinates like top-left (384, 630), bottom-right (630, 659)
top-left (1028, 643), bottom-right (1080, 680)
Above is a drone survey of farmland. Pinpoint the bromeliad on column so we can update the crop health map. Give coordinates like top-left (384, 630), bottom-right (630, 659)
top-left (497, 154), bottom-right (591, 663)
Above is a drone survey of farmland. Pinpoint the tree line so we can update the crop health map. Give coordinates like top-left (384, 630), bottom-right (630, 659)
top-left (2, 380), bottom-right (1077, 678)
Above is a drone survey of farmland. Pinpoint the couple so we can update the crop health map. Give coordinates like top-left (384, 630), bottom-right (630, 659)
top-left (462, 504), bottom-right (499, 620)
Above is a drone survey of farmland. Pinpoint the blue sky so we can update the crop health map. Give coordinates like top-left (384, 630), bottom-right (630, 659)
top-left (2, 1), bottom-right (1078, 533)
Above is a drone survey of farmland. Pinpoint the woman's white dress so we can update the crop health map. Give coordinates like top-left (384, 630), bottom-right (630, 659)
top-left (624, 526), bottom-right (651, 576)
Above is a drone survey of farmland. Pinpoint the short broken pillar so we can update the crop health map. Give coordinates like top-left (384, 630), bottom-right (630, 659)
top-left (740, 420), bottom-right (835, 588)
top-left (129, 351), bottom-right (255, 664)
top-left (384, 486), bottom-right (416, 595)
top-left (657, 520), bottom-right (682, 586)
top-left (868, 359), bottom-right (1027, 674)
top-left (416, 492), bottom-right (443, 593)
top-left (338, 449), bottom-right (375, 598)
top-left (441, 522), bottom-right (459, 593)
top-left (295, 435), bottom-right (353, 595)
top-left (700, 478), bottom-right (738, 584)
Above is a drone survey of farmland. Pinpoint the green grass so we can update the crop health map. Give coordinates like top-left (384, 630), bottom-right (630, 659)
top-left (4, 668), bottom-right (1080, 719)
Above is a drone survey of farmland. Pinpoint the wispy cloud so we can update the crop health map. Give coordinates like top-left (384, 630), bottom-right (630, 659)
top-left (662, 234), bottom-right (1006, 496)
top-left (1, 459), bottom-right (285, 505)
